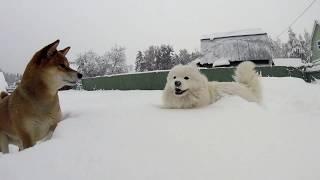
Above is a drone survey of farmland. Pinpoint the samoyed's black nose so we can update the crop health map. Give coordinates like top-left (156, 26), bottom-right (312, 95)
top-left (77, 73), bottom-right (83, 79)
top-left (175, 81), bottom-right (181, 87)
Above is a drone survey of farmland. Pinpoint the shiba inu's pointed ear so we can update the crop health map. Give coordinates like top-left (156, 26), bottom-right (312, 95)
top-left (59, 47), bottom-right (71, 56)
top-left (47, 40), bottom-right (60, 57)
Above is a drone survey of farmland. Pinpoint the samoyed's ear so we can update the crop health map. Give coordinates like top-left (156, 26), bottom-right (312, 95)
top-left (188, 63), bottom-right (200, 71)
top-left (188, 61), bottom-right (199, 68)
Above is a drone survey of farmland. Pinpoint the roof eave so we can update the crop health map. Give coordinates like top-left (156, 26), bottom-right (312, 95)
top-left (201, 33), bottom-right (268, 41)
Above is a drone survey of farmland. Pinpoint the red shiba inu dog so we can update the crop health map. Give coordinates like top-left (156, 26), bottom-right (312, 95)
top-left (0, 40), bottom-right (82, 153)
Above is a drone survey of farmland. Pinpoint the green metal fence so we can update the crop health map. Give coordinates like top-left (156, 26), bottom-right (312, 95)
top-left (82, 66), bottom-right (314, 91)
top-left (82, 71), bottom-right (168, 90)
top-left (305, 70), bottom-right (320, 82)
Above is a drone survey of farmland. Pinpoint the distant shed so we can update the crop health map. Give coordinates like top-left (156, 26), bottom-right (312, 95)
top-left (199, 29), bottom-right (273, 68)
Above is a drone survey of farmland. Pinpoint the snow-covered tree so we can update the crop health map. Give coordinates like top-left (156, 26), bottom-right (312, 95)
top-left (302, 30), bottom-right (312, 63)
top-left (174, 49), bottom-right (191, 65)
top-left (155, 45), bottom-right (175, 70)
top-left (143, 46), bottom-right (158, 71)
top-left (76, 46), bottom-right (129, 77)
top-left (269, 28), bottom-right (312, 63)
top-left (287, 28), bottom-right (304, 58)
top-left (103, 45), bottom-right (128, 75)
top-left (75, 51), bottom-right (105, 77)
top-left (270, 37), bottom-right (285, 58)
top-left (135, 51), bottom-right (145, 72)
top-left (190, 50), bottom-right (202, 61)
top-left (137, 46), bottom-right (202, 71)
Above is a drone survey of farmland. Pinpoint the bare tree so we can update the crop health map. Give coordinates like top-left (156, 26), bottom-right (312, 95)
top-left (75, 50), bottom-right (104, 77)
top-left (103, 45), bottom-right (128, 75)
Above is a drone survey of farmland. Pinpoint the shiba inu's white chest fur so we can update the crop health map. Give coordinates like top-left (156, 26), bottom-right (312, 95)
top-left (26, 114), bottom-right (60, 140)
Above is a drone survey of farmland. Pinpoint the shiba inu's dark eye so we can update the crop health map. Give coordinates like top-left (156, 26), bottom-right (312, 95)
top-left (59, 64), bottom-right (66, 68)
top-left (184, 76), bottom-right (189, 80)
top-left (173, 76), bottom-right (176, 79)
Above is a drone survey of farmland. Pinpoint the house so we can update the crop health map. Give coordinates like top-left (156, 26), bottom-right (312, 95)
top-left (311, 20), bottom-right (320, 65)
top-left (198, 28), bottom-right (273, 68)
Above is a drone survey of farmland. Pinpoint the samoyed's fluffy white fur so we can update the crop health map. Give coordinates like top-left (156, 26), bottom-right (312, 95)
top-left (162, 61), bottom-right (261, 108)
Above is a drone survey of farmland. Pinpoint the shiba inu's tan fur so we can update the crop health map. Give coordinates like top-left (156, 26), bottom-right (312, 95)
top-left (0, 40), bottom-right (82, 153)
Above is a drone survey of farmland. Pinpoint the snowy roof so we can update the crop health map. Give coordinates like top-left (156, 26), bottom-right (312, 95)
top-left (201, 28), bottom-right (266, 40)
top-left (0, 72), bottom-right (8, 91)
top-left (213, 58), bottom-right (230, 67)
top-left (200, 33), bottom-right (272, 65)
top-left (307, 64), bottom-right (320, 72)
top-left (273, 58), bottom-right (304, 67)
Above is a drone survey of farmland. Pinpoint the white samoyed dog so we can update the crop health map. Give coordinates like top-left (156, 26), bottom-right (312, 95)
top-left (162, 61), bottom-right (261, 108)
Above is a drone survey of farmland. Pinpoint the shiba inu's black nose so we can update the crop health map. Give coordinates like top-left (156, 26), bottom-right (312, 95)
top-left (175, 81), bottom-right (181, 87)
top-left (77, 73), bottom-right (83, 79)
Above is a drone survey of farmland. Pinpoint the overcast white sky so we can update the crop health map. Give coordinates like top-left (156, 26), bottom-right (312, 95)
top-left (0, 0), bottom-right (319, 73)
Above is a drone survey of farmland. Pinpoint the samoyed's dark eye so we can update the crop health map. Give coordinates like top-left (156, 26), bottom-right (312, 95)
top-left (184, 76), bottom-right (189, 80)
top-left (173, 76), bottom-right (176, 79)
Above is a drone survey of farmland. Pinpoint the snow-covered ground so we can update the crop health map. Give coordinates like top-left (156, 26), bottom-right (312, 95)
top-left (1, 77), bottom-right (320, 180)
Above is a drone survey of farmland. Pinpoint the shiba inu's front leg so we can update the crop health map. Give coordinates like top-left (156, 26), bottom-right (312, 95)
top-left (18, 130), bottom-right (35, 150)
top-left (41, 124), bottom-right (57, 141)
top-left (0, 132), bottom-right (9, 153)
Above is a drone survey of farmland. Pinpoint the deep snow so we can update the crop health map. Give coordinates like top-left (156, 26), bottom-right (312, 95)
top-left (1, 77), bottom-right (320, 180)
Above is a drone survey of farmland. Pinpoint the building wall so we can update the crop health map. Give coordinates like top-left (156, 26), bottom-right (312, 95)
top-left (200, 35), bottom-right (272, 65)
top-left (311, 24), bottom-right (320, 64)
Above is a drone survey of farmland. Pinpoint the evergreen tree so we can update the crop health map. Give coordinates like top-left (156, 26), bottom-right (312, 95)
top-left (269, 37), bottom-right (285, 58)
top-left (75, 51), bottom-right (104, 77)
top-left (143, 46), bottom-right (158, 71)
top-left (135, 51), bottom-right (144, 72)
top-left (287, 28), bottom-right (304, 58)
top-left (190, 50), bottom-right (202, 61)
top-left (177, 49), bottom-right (191, 65)
top-left (155, 45), bottom-right (174, 70)
top-left (303, 30), bottom-right (312, 63)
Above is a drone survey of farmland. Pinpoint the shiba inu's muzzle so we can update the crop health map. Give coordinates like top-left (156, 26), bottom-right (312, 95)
top-left (62, 71), bottom-right (82, 86)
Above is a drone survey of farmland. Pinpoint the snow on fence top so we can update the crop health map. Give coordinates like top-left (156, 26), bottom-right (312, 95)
top-left (201, 28), bottom-right (266, 40)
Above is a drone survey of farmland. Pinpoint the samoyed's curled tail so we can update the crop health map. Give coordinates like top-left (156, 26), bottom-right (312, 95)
top-left (234, 61), bottom-right (261, 102)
